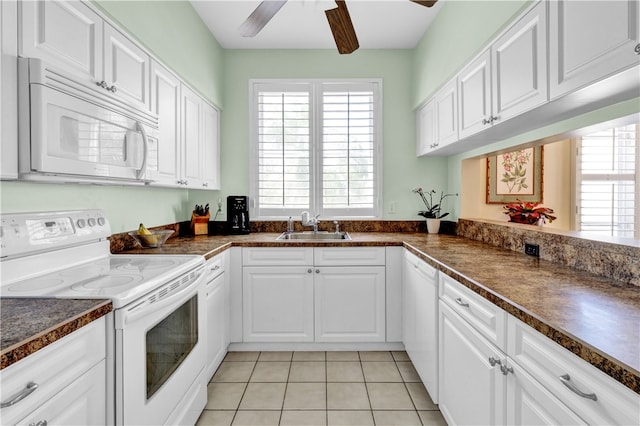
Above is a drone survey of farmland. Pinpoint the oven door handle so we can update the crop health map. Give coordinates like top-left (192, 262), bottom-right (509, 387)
top-left (121, 266), bottom-right (205, 326)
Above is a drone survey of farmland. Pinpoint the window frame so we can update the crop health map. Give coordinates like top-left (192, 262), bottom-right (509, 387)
top-left (573, 123), bottom-right (640, 239)
top-left (248, 78), bottom-right (383, 220)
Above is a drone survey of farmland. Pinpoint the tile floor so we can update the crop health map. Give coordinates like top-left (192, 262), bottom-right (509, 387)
top-left (196, 351), bottom-right (447, 426)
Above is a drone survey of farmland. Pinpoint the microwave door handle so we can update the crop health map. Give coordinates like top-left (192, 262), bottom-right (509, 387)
top-left (136, 121), bottom-right (148, 180)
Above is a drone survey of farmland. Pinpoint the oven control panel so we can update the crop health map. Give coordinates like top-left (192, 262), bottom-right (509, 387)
top-left (0, 210), bottom-right (111, 258)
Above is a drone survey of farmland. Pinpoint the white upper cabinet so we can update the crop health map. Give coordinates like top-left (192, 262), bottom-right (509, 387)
top-left (416, 98), bottom-right (436, 156)
top-left (19, 0), bottom-right (103, 82)
top-left (491, 1), bottom-right (547, 123)
top-left (458, 49), bottom-right (492, 139)
top-left (19, 0), bottom-right (150, 111)
top-left (1, 0), bottom-right (18, 180)
top-left (549, 0), bottom-right (640, 99)
top-left (435, 79), bottom-right (459, 147)
top-left (201, 102), bottom-right (221, 190)
top-left (150, 60), bottom-right (181, 186)
top-left (103, 24), bottom-right (150, 111)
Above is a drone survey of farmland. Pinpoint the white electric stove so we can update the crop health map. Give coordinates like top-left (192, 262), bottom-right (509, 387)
top-left (0, 210), bottom-right (208, 426)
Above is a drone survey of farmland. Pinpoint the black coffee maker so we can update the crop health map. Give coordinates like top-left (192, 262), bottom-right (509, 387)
top-left (227, 196), bottom-right (250, 234)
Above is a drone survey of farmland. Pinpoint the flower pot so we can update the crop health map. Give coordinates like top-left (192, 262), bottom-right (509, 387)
top-left (426, 218), bottom-right (441, 234)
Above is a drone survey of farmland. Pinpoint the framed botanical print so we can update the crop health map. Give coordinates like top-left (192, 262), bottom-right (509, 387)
top-left (486, 146), bottom-right (543, 204)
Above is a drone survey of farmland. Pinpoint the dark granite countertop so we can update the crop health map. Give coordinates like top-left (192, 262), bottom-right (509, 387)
top-left (120, 231), bottom-right (640, 394)
top-left (0, 298), bottom-right (112, 369)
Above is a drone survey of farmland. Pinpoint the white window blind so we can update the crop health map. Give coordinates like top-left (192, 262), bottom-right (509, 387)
top-left (576, 124), bottom-right (639, 238)
top-left (251, 80), bottom-right (381, 219)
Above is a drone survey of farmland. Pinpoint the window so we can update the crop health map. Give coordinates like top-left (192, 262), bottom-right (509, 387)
top-left (250, 80), bottom-right (382, 219)
top-left (575, 124), bottom-right (639, 238)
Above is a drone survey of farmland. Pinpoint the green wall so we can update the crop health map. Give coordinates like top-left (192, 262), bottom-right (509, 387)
top-left (214, 49), bottom-right (448, 221)
top-left (0, 0), bottom-right (223, 233)
top-left (412, 0), bottom-right (529, 108)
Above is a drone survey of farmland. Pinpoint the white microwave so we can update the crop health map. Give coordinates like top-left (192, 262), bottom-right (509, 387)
top-left (18, 58), bottom-right (159, 184)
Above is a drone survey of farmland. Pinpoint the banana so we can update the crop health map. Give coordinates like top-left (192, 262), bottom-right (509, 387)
top-left (138, 223), bottom-right (152, 235)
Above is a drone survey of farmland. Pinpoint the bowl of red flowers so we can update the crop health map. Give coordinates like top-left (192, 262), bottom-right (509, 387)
top-left (503, 200), bottom-right (556, 225)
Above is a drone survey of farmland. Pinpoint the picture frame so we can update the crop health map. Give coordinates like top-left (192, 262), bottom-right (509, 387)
top-left (486, 146), bottom-right (543, 204)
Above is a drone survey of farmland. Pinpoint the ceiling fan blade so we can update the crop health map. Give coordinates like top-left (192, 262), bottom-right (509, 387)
top-left (325, 0), bottom-right (359, 54)
top-left (239, 0), bottom-right (287, 37)
top-left (411, 0), bottom-right (438, 7)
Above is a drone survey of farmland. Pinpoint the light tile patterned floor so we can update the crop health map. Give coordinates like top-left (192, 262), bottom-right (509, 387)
top-left (196, 351), bottom-right (447, 426)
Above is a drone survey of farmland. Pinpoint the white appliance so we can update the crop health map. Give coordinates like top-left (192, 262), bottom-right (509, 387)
top-left (0, 210), bottom-right (208, 426)
top-left (18, 58), bottom-right (159, 184)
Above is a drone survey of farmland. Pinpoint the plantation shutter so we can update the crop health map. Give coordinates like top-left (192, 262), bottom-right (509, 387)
top-left (576, 124), bottom-right (638, 238)
top-left (255, 84), bottom-right (312, 217)
top-left (251, 80), bottom-right (381, 219)
top-left (321, 83), bottom-right (378, 216)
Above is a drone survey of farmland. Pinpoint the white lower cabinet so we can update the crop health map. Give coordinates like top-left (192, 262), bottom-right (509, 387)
top-left (205, 252), bottom-right (228, 379)
top-left (0, 317), bottom-right (107, 426)
top-left (1, 0), bottom-right (18, 180)
top-left (314, 266), bottom-right (386, 342)
top-left (402, 250), bottom-right (439, 402)
top-left (241, 247), bottom-right (386, 343)
top-left (439, 301), bottom-right (506, 426)
top-left (243, 265), bottom-right (315, 342)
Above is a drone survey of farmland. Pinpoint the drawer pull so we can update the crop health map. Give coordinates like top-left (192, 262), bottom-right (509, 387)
top-left (455, 298), bottom-right (470, 308)
top-left (210, 265), bottom-right (220, 271)
top-left (29, 421), bottom-right (47, 426)
top-left (559, 374), bottom-right (598, 401)
top-left (488, 356), bottom-right (501, 367)
top-left (1, 382), bottom-right (38, 408)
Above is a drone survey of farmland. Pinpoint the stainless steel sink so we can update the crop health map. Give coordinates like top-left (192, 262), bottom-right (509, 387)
top-left (276, 231), bottom-right (352, 241)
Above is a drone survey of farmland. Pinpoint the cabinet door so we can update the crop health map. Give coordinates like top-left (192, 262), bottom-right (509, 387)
top-left (19, 0), bottom-right (103, 83)
top-left (1, 0), bottom-right (18, 180)
top-left (507, 361), bottom-right (587, 426)
top-left (243, 266), bottom-right (314, 342)
top-left (438, 302), bottom-right (506, 426)
top-left (314, 266), bottom-right (386, 342)
top-left (201, 101), bottom-right (220, 190)
top-left (458, 49), bottom-right (492, 139)
top-left (435, 79), bottom-right (458, 147)
top-left (403, 252), bottom-right (439, 402)
top-left (104, 24), bottom-right (150, 110)
top-left (16, 360), bottom-right (106, 426)
top-left (181, 85), bottom-right (203, 188)
top-left (150, 60), bottom-right (181, 187)
top-left (206, 273), bottom-right (226, 378)
top-left (549, 0), bottom-right (640, 99)
top-left (416, 98), bottom-right (436, 156)
top-left (491, 1), bottom-right (547, 123)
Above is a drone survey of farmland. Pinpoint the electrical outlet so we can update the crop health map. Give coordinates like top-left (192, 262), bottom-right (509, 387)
top-left (525, 243), bottom-right (540, 257)
top-left (389, 201), bottom-right (397, 214)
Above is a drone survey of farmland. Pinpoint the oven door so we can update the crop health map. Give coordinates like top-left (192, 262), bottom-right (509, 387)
top-left (115, 266), bottom-right (207, 426)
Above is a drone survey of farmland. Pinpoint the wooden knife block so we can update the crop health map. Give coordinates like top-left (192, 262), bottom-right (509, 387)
top-left (190, 212), bottom-right (210, 235)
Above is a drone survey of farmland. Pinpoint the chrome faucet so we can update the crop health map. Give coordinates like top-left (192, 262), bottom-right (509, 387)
top-left (301, 211), bottom-right (320, 233)
top-left (333, 220), bottom-right (340, 234)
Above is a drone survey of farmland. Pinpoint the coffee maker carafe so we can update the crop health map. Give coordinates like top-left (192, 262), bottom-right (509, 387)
top-left (227, 196), bottom-right (250, 234)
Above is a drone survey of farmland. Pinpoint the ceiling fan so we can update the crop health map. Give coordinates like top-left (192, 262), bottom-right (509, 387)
top-left (238, 0), bottom-right (438, 54)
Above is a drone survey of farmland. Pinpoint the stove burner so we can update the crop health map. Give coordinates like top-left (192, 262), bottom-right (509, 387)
top-left (7, 278), bottom-right (65, 292)
top-left (70, 275), bottom-right (139, 294)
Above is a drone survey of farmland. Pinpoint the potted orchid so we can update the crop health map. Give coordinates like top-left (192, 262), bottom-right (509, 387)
top-left (412, 187), bottom-right (458, 233)
top-left (503, 200), bottom-right (556, 225)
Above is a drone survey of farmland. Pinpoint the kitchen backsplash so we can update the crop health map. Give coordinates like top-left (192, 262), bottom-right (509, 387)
top-left (457, 218), bottom-right (640, 288)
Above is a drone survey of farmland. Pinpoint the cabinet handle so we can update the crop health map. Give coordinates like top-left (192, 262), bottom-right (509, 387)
top-left (482, 117), bottom-right (491, 125)
top-left (455, 297), bottom-right (470, 308)
top-left (308, 269), bottom-right (313, 274)
top-left (635, 43), bottom-right (640, 55)
top-left (488, 356), bottom-right (501, 367)
top-left (96, 80), bottom-right (108, 89)
top-left (203, 182), bottom-right (209, 188)
top-left (29, 421), bottom-right (47, 426)
top-left (500, 363), bottom-right (513, 376)
top-left (559, 374), bottom-right (598, 401)
top-left (315, 269), bottom-right (320, 274)
top-left (108, 85), bottom-right (117, 93)
top-left (1, 382), bottom-right (38, 408)
top-left (183, 180), bottom-right (189, 186)
top-left (210, 265), bottom-right (220, 271)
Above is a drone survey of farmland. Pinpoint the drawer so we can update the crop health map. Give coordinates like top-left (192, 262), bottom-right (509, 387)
top-left (439, 273), bottom-right (506, 350)
top-left (314, 247), bottom-right (385, 266)
top-left (507, 316), bottom-right (640, 426)
top-left (242, 247), bottom-right (313, 266)
top-left (206, 252), bottom-right (226, 281)
top-left (0, 317), bottom-right (106, 426)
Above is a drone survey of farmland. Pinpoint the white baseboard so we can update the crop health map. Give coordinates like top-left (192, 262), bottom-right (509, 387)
top-left (227, 341), bottom-right (405, 352)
